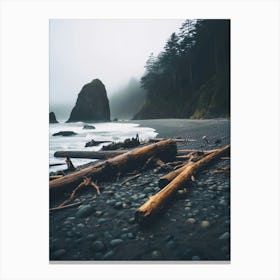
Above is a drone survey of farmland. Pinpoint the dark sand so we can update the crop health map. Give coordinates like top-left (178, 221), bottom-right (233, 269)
top-left (50, 118), bottom-right (230, 261)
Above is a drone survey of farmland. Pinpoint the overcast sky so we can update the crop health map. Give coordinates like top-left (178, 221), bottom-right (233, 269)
top-left (49, 19), bottom-right (185, 107)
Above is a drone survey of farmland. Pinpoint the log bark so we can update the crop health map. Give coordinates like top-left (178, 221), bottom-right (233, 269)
top-left (54, 149), bottom-right (217, 160)
top-left (50, 139), bottom-right (177, 198)
top-left (54, 150), bottom-right (125, 160)
top-left (135, 144), bottom-right (230, 224)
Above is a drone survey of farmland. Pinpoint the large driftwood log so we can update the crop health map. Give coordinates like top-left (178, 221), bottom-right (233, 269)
top-left (135, 144), bottom-right (230, 224)
top-left (54, 150), bottom-right (125, 160)
top-left (50, 139), bottom-right (177, 198)
top-left (54, 149), bottom-right (214, 160)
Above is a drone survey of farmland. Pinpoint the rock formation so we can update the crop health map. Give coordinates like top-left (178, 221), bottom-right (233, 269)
top-left (49, 112), bottom-right (58, 123)
top-left (67, 79), bottom-right (110, 122)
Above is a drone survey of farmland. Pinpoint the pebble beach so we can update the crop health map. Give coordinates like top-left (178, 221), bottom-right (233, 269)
top-left (49, 118), bottom-right (230, 261)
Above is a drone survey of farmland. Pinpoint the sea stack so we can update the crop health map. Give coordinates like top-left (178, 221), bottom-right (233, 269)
top-left (67, 79), bottom-right (110, 122)
top-left (49, 112), bottom-right (58, 123)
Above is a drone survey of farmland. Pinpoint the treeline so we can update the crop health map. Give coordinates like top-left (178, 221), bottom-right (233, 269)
top-left (134, 19), bottom-right (230, 119)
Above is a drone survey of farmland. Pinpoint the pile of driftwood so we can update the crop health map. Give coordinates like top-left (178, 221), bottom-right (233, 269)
top-left (50, 139), bottom-right (230, 224)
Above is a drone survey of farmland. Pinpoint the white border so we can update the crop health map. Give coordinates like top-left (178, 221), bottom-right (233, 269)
top-left (0, 0), bottom-right (279, 279)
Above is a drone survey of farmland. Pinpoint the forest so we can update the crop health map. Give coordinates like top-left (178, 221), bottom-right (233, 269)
top-left (133, 19), bottom-right (230, 119)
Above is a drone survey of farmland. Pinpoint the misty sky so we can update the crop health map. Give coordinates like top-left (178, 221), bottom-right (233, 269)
top-left (50, 19), bottom-right (185, 108)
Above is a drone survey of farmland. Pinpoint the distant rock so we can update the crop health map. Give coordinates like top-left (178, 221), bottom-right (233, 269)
top-left (52, 131), bottom-right (77, 137)
top-left (49, 112), bottom-right (58, 123)
top-left (67, 79), bottom-right (110, 122)
top-left (83, 124), bottom-right (95, 129)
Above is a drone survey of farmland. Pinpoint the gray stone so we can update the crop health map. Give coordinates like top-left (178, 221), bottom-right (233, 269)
top-left (128, 217), bottom-right (135, 224)
top-left (94, 211), bottom-right (103, 217)
top-left (187, 218), bottom-right (196, 224)
top-left (201, 220), bottom-right (210, 228)
top-left (86, 234), bottom-right (97, 240)
top-left (219, 232), bottom-right (230, 240)
top-left (192, 255), bottom-right (201, 261)
top-left (103, 250), bottom-right (114, 260)
top-left (97, 218), bottom-right (107, 224)
top-left (76, 205), bottom-right (95, 218)
top-left (166, 240), bottom-right (176, 249)
top-left (151, 250), bottom-right (162, 260)
top-left (110, 239), bottom-right (123, 247)
top-left (53, 249), bottom-right (66, 258)
top-left (92, 240), bottom-right (105, 251)
top-left (143, 187), bottom-right (153, 194)
top-left (114, 202), bottom-right (122, 209)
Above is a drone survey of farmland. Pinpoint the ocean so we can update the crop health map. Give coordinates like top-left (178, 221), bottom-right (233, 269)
top-left (49, 121), bottom-right (157, 172)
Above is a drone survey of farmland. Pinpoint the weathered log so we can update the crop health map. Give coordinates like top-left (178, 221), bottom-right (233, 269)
top-left (49, 175), bottom-right (63, 181)
top-left (54, 148), bottom-right (217, 161)
top-left (49, 162), bottom-right (65, 167)
top-left (54, 150), bottom-right (125, 160)
top-left (135, 144), bottom-right (230, 223)
top-left (50, 139), bottom-right (177, 198)
top-left (149, 137), bottom-right (187, 143)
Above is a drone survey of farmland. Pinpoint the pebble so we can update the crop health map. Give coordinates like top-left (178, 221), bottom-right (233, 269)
top-left (92, 240), bottom-right (105, 251)
top-left (77, 223), bottom-right (85, 228)
top-left (187, 218), bottom-right (196, 224)
top-left (219, 232), bottom-right (230, 240)
top-left (103, 250), bottom-right (114, 260)
top-left (143, 187), bottom-right (153, 194)
top-left (97, 218), bottom-right (107, 224)
top-left (186, 202), bottom-right (192, 207)
top-left (217, 186), bottom-right (223, 191)
top-left (192, 255), bottom-right (201, 261)
top-left (76, 205), bottom-right (95, 218)
top-left (86, 233), bottom-right (97, 240)
top-left (185, 207), bottom-right (191, 211)
top-left (219, 199), bottom-right (227, 206)
top-left (104, 231), bottom-right (113, 239)
top-left (95, 211), bottom-right (103, 217)
top-left (201, 220), bottom-right (210, 228)
top-left (110, 239), bottom-right (123, 247)
top-left (151, 250), bottom-right (162, 260)
top-left (53, 249), bottom-right (66, 258)
top-left (167, 240), bottom-right (176, 249)
top-left (128, 217), bottom-right (135, 224)
top-left (114, 202), bottom-right (122, 209)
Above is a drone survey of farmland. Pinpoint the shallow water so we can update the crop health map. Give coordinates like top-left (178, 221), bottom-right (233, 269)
top-left (49, 121), bottom-right (157, 172)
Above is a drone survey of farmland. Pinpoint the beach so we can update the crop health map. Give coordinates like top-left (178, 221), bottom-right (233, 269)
top-left (49, 118), bottom-right (230, 261)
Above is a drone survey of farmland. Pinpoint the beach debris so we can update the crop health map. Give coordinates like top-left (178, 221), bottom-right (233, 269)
top-left (85, 139), bottom-right (111, 147)
top-left (122, 173), bottom-right (141, 185)
top-left (53, 177), bottom-right (100, 210)
top-left (102, 134), bottom-right (140, 150)
top-left (202, 135), bottom-right (209, 144)
top-left (66, 156), bottom-right (75, 171)
top-left (50, 201), bottom-right (82, 212)
top-left (50, 139), bottom-right (177, 198)
top-left (135, 144), bottom-right (230, 224)
top-left (149, 137), bottom-right (187, 143)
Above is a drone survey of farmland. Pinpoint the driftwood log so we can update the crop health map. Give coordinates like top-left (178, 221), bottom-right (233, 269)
top-left (54, 150), bottom-right (125, 160)
top-left (54, 148), bottom-right (211, 160)
top-left (50, 139), bottom-right (177, 198)
top-left (135, 144), bottom-right (230, 224)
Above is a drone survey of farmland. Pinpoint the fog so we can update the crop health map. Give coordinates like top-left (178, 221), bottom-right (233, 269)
top-left (49, 19), bottom-right (184, 120)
